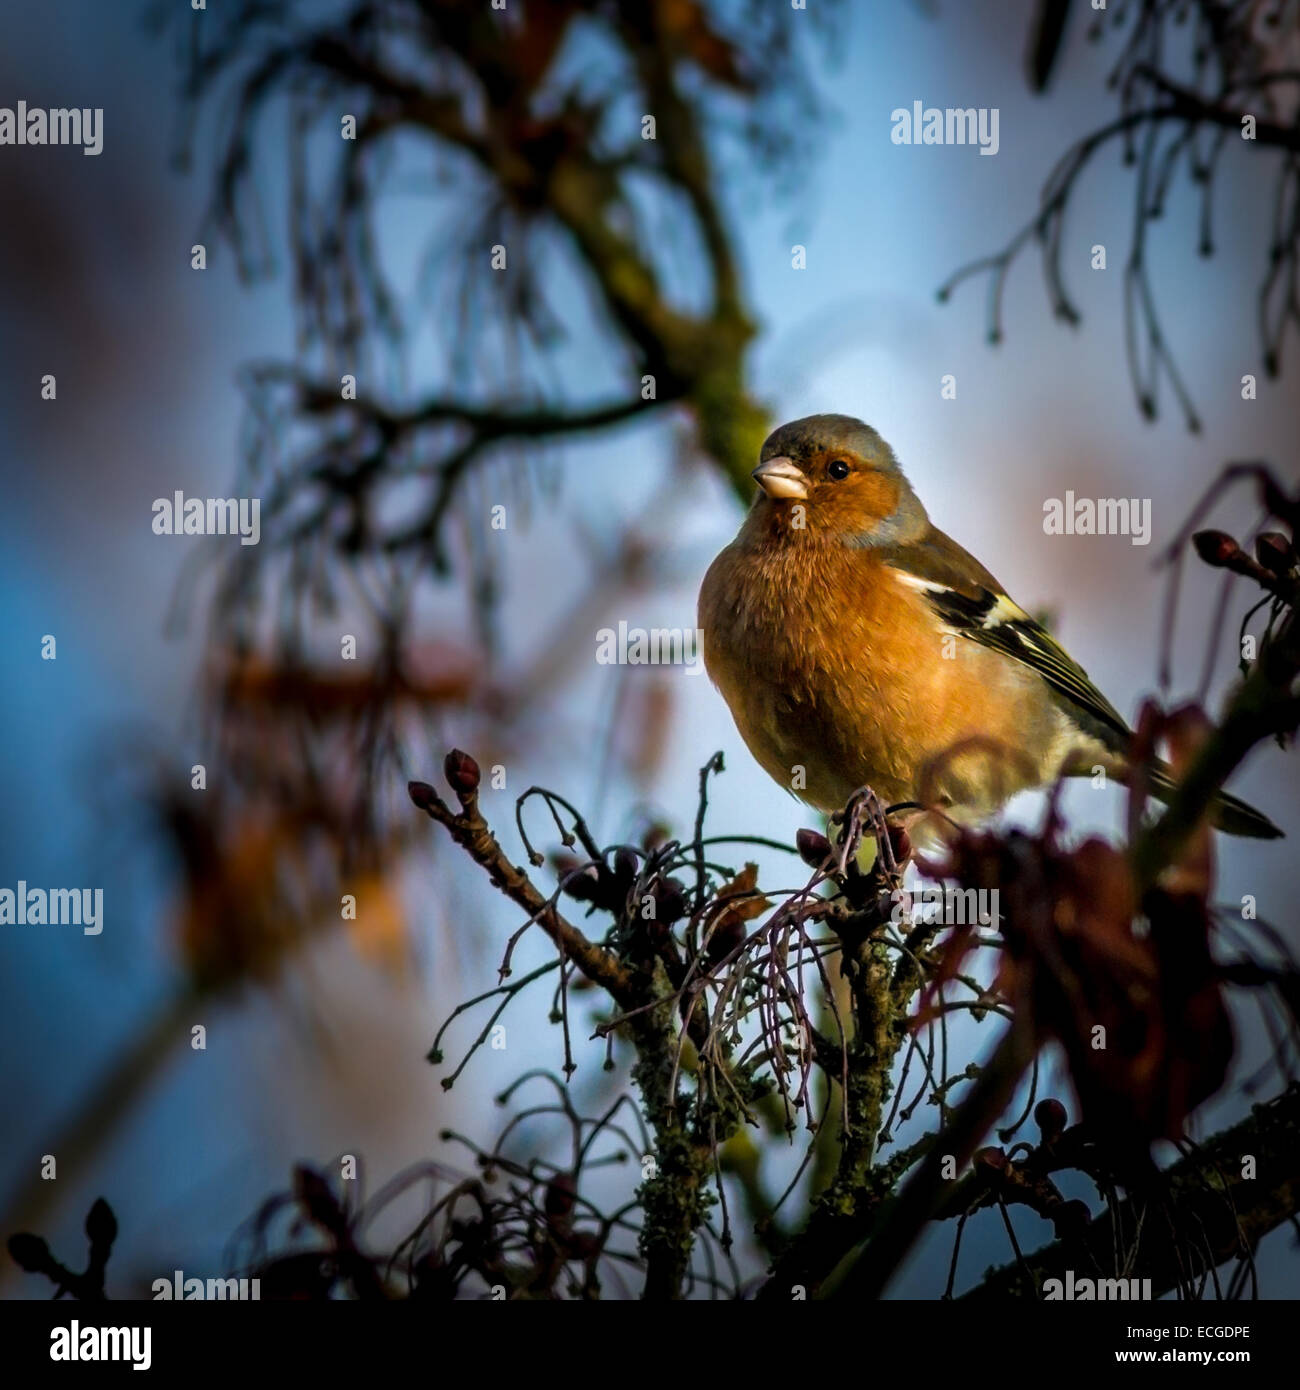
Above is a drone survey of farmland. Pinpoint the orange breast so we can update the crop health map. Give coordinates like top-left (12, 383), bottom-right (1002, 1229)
top-left (699, 537), bottom-right (1057, 816)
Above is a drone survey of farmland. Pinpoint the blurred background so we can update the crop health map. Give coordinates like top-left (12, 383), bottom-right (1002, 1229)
top-left (1, 0), bottom-right (1297, 1297)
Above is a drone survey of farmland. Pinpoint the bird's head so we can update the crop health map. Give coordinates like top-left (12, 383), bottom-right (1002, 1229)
top-left (748, 414), bottom-right (927, 546)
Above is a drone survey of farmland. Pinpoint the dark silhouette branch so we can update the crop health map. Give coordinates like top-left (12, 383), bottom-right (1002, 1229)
top-left (965, 1083), bottom-right (1300, 1300)
top-left (944, 1), bottom-right (1300, 428)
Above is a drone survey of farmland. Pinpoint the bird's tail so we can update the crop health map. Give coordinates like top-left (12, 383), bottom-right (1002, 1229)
top-left (1144, 765), bottom-right (1283, 840)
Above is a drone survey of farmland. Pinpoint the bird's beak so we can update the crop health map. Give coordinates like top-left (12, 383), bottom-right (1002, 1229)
top-left (751, 457), bottom-right (809, 501)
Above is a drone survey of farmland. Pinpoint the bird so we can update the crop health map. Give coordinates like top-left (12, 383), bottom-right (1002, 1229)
top-left (697, 413), bottom-right (1281, 841)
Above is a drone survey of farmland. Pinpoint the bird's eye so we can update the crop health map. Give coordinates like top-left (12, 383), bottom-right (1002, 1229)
top-left (828, 459), bottom-right (851, 481)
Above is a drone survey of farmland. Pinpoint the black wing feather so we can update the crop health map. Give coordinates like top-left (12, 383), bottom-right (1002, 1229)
top-left (881, 529), bottom-right (1132, 746)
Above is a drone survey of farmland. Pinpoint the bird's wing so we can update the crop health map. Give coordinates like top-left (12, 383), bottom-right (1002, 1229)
top-left (880, 526), bottom-right (1132, 746)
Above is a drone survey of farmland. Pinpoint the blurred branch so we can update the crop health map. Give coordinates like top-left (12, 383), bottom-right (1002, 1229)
top-left (0, 993), bottom-right (198, 1285)
top-left (167, 0), bottom-right (833, 579)
top-left (154, 0), bottom-right (838, 859)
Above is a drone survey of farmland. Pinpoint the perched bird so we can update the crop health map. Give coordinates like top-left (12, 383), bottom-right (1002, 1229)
top-left (698, 414), bottom-right (1280, 839)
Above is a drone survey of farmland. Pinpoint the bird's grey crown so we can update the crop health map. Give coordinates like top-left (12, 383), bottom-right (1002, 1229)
top-left (760, 414), bottom-right (899, 472)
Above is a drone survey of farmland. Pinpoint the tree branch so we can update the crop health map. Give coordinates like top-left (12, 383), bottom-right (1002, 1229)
top-left (964, 1083), bottom-right (1300, 1299)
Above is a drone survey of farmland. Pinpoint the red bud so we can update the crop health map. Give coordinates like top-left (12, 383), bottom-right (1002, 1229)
top-left (655, 878), bottom-right (688, 926)
top-left (1034, 1097), bottom-right (1068, 1142)
top-left (1192, 529), bottom-right (1241, 567)
top-left (545, 1173), bottom-right (577, 1222)
top-left (444, 749), bottom-right (481, 796)
top-left (408, 780), bottom-right (437, 810)
top-left (973, 1146), bottom-right (1007, 1178)
top-left (1255, 531), bottom-right (1295, 575)
top-left (557, 857), bottom-right (602, 903)
top-left (796, 828), bottom-right (832, 868)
